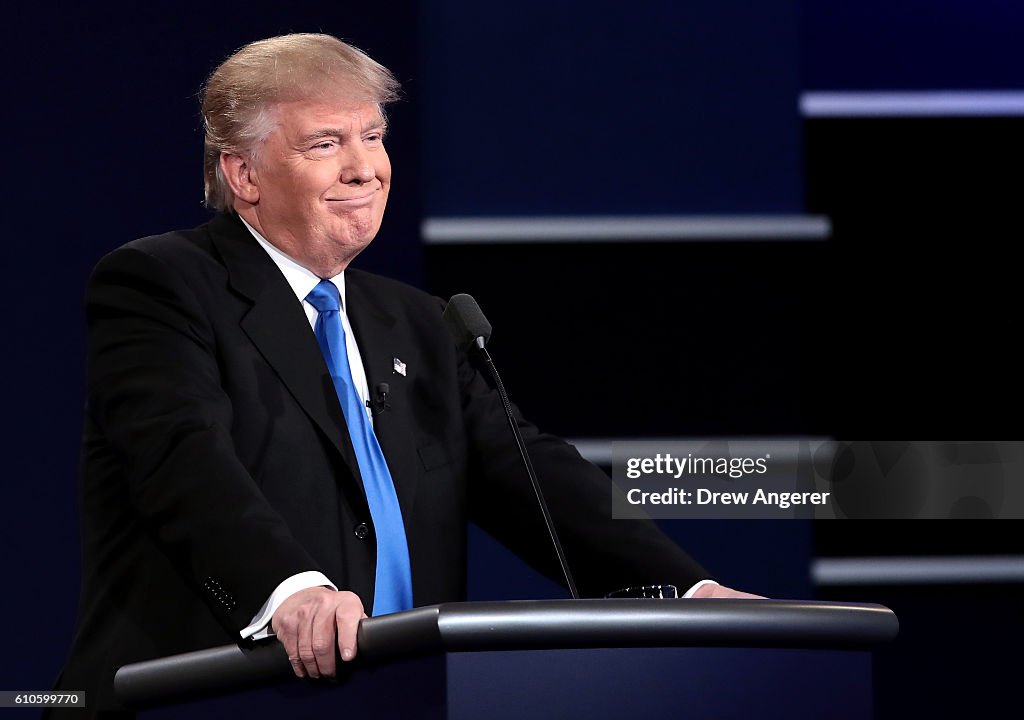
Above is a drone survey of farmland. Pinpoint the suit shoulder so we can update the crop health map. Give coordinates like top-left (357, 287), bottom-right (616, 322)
top-left (107, 220), bottom-right (217, 266)
top-left (89, 216), bottom-right (233, 289)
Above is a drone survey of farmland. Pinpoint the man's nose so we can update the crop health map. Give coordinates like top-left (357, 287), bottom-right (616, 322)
top-left (340, 144), bottom-right (375, 185)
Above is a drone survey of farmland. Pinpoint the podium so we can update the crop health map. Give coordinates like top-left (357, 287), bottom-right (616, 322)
top-left (116, 599), bottom-right (897, 719)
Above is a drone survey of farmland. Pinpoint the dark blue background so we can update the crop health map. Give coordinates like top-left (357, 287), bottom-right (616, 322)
top-left (420, 0), bottom-right (803, 215)
top-left (801, 0), bottom-right (1024, 90)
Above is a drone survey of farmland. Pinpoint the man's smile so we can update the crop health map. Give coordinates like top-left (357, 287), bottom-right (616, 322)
top-left (326, 188), bottom-right (380, 206)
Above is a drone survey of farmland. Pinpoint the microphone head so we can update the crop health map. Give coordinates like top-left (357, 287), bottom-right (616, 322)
top-left (443, 293), bottom-right (492, 351)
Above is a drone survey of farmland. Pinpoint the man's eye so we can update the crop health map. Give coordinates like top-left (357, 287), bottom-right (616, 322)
top-left (312, 141), bottom-right (335, 150)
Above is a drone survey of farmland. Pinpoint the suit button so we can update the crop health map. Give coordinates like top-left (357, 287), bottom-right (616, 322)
top-left (353, 523), bottom-right (370, 539)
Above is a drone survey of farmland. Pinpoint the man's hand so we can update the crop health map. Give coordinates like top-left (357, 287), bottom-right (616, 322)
top-left (271, 587), bottom-right (367, 679)
top-left (692, 583), bottom-right (764, 599)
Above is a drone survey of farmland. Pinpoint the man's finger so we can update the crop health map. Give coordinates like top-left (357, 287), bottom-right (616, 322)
top-left (311, 602), bottom-right (337, 678)
top-left (337, 605), bottom-right (361, 662)
top-left (274, 619), bottom-right (306, 679)
top-left (296, 606), bottom-right (320, 679)
top-left (703, 584), bottom-right (765, 599)
top-left (288, 654), bottom-right (306, 679)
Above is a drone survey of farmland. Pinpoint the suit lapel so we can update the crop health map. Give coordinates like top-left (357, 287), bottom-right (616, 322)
top-left (346, 272), bottom-right (421, 520)
top-left (208, 214), bottom-right (364, 486)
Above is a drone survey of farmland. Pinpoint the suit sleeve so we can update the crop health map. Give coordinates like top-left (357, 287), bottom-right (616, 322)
top-left (453, 328), bottom-right (711, 597)
top-left (85, 246), bottom-right (323, 633)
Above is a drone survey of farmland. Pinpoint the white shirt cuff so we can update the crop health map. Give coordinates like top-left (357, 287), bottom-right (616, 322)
top-left (239, 570), bottom-right (338, 640)
top-left (682, 579), bottom-right (719, 598)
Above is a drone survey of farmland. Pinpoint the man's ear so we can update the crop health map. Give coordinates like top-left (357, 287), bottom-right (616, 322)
top-left (220, 152), bottom-right (260, 205)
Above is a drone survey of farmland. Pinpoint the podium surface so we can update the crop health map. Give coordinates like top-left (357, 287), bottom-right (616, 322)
top-left (117, 599), bottom-right (897, 719)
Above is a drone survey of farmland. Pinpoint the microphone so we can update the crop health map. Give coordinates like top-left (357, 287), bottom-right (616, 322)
top-left (443, 294), bottom-right (580, 600)
top-left (443, 293), bottom-right (492, 351)
top-left (367, 383), bottom-right (390, 416)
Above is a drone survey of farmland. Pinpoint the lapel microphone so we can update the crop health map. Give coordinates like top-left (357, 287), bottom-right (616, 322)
top-left (367, 382), bottom-right (391, 416)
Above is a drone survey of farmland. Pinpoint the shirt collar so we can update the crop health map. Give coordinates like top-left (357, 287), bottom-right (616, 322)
top-left (239, 216), bottom-right (347, 310)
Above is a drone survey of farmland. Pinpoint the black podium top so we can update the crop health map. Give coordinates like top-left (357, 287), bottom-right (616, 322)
top-left (115, 598), bottom-right (898, 707)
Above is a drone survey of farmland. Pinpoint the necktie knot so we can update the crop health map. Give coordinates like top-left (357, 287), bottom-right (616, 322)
top-left (306, 279), bottom-right (341, 314)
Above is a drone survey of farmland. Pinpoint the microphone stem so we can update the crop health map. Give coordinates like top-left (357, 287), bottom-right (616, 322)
top-left (479, 346), bottom-right (580, 599)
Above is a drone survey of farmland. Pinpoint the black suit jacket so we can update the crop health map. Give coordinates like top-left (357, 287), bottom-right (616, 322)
top-left (56, 212), bottom-right (707, 714)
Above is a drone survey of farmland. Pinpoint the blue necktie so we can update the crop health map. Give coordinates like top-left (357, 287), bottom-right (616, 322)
top-left (305, 280), bottom-right (413, 616)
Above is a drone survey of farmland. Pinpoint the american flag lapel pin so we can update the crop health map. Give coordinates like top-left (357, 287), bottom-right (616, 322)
top-left (393, 357), bottom-right (407, 376)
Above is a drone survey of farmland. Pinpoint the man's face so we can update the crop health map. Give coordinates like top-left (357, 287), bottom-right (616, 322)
top-left (244, 99), bottom-right (391, 275)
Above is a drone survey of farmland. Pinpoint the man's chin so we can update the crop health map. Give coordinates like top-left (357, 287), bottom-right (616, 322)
top-left (329, 210), bottom-right (382, 241)
top-left (328, 230), bottom-right (378, 263)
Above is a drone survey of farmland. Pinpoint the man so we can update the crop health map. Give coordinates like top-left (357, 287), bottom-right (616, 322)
top-left (55, 33), bottom-right (754, 717)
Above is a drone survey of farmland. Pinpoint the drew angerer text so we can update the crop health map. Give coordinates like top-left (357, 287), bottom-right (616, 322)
top-left (626, 487), bottom-right (831, 509)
